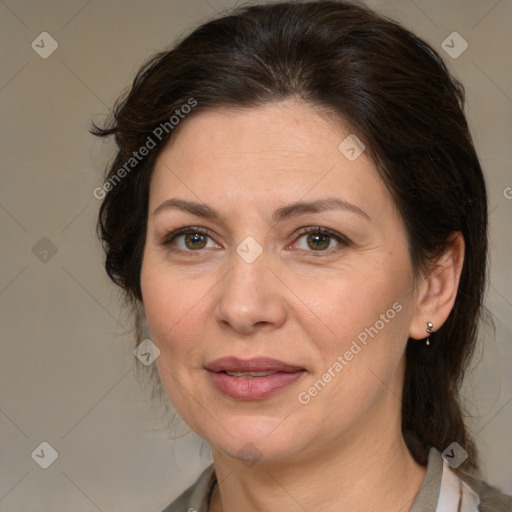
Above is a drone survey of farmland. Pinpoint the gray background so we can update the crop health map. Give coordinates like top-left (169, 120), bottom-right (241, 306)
top-left (0, 0), bottom-right (511, 510)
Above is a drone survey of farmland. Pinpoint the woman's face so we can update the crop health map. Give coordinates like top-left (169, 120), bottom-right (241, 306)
top-left (141, 100), bottom-right (422, 464)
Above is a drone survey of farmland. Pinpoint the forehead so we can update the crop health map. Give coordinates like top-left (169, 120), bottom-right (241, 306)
top-left (149, 100), bottom-right (389, 218)
top-left (162, 101), bottom-right (337, 160)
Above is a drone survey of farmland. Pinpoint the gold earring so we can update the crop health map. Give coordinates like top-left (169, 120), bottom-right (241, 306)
top-left (425, 321), bottom-right (435, 346)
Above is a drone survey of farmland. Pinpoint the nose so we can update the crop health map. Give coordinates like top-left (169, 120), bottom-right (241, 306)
top-left (213, 253), bottom-right (288, 336)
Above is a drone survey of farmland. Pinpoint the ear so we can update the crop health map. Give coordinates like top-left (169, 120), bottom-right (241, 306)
top-left (408, 232), bottom-right (465, 340)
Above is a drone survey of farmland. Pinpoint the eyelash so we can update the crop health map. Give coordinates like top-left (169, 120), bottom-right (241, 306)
top-left (160, 226), bottom-right (215, 249)
top-left (160, 226), bottom-right (352, 253)
top-left (291, 226), bottom-right (352, 252)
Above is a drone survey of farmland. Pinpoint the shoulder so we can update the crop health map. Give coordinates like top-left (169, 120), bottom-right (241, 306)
top-left (160, 464), bottom-right (216, 512)
top-left (411, 447), bottom-right (512, 512)
top-left (457, 472), bottom-right (512, 512)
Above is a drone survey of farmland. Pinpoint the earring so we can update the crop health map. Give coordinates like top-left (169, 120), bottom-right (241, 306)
top-left (425, 322), bottom-right (435, 346)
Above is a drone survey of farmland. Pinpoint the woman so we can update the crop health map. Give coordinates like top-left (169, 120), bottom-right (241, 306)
top-left (93, 1), bottom-right (512, 510)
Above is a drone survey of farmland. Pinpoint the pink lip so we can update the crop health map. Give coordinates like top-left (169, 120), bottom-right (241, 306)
top-left (205, 357), bottom-right (306, 400)
top-left (205, 357), bottom-right (304, 373)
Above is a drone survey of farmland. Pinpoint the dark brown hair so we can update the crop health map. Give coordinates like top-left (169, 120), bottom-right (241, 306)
top-left (93, 0), bottom-right (488, 471)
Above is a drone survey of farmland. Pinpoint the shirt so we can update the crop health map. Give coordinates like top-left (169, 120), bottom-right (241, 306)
top-left (161, 448), bottom-right (512, 511)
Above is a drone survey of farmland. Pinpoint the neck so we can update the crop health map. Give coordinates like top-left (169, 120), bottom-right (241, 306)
top-left (209, 427), bottom-right (426, 512)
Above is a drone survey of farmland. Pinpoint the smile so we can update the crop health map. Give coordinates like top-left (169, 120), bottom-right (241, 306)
top-left (205, 357), bottom-right (307, 400)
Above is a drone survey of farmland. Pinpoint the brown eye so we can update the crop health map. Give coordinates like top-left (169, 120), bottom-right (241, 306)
top-left (290, 227), bottom-right (351, 253)
top-left (184, 232), bottom-right (208, 250)
top-left (306, 233), bottom-right (331, 250)
top-left (162, 228), bottom-right (220, 251)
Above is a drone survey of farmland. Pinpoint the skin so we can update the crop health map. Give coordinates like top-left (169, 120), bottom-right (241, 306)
top-left (140, 100), bottom-right (464, 512)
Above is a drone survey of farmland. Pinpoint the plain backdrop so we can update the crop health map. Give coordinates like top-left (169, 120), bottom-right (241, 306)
top-left (1, 0), bottom-right (511, 510)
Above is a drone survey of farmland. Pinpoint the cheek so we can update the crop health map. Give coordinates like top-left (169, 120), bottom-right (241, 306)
top-left (297, 256), bottom-right (414, 390)
top-left (298, 260), bottom-right (411, 344)
top-left (140, 256), bottom-right (203, 357)
top-left (141, 266), bottom-right (208, 410)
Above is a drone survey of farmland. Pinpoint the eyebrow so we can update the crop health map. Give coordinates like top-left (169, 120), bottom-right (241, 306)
top-left (153, 198), bottom-right (220, 219)
top-left (272, 197), bottom-right (370, 222)
top-left (152, 197), bottom-right (371, 222)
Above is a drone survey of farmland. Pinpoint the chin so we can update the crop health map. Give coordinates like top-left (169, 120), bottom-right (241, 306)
top-left (195, 414), bottom-right (314, 465)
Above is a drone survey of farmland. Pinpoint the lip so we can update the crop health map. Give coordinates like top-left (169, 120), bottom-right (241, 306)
top-left (205, 357), bottom-right (306, 400)
top-left (205, 357), bottom-right (304, 373)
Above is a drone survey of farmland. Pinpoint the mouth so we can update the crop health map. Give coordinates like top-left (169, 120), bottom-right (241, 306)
top-left (223, 370), bottom-right (280, 378)
top-left (205, 356), bottom-right (304, 373)
top-left (205, 357), bottom-right (307, 400)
